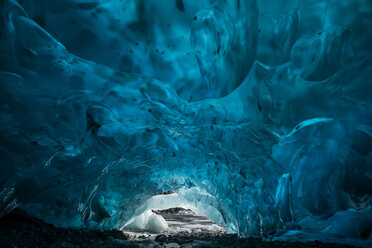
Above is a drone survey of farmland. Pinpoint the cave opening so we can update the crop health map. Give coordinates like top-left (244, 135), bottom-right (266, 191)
top-left (120, 189), bottom-right (230, 238)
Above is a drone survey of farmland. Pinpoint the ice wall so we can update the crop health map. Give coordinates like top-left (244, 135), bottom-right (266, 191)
top-left (0, 0), bottom-right (371, 246)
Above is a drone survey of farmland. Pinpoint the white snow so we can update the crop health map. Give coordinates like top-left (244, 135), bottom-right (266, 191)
top-left (122, 209), bottom-right (168, 233)
top-left (145, 211), bottom-right (169, 233)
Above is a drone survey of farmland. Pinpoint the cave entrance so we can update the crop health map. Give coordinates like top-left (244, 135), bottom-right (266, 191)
top-left (120, 189), bottom-right (229, 238)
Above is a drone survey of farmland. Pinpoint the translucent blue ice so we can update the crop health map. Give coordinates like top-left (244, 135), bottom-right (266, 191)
top-left (0, 0), bottom-right (371, 246)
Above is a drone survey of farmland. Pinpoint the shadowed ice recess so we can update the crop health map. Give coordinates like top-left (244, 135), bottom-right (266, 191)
top-left (0, 0), bottom-right (371, 246)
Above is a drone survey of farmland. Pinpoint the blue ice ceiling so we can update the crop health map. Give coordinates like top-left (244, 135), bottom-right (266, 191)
top-left (0, 0), bottom-right (372, 246)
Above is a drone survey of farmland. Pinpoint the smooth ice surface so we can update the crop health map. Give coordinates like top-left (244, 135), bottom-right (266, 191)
top-left (0, 0), bottom-right (371, 246)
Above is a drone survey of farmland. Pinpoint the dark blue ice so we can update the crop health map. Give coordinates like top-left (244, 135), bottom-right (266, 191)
top-left (0, 0), bottom-right (371, 246)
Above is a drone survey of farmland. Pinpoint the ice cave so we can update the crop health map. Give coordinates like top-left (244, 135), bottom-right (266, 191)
top-left (0, 0), bottom-right (371, 247)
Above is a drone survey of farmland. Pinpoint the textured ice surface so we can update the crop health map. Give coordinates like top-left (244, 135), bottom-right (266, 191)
top-left (0, 0), bottom-right (371, 246)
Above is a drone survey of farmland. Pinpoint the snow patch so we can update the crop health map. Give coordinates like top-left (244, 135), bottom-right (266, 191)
top-left (122, 210), bottom-right (168, 233)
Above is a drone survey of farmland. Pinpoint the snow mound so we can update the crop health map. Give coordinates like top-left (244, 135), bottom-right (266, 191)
top-left (122, 210), bottom-right (168, 233)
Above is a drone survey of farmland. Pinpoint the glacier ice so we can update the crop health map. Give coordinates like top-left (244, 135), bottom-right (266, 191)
top-left (275, 173), bottom-right (295, 225)
top-left (0, 0), bottom-right (371, 246)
